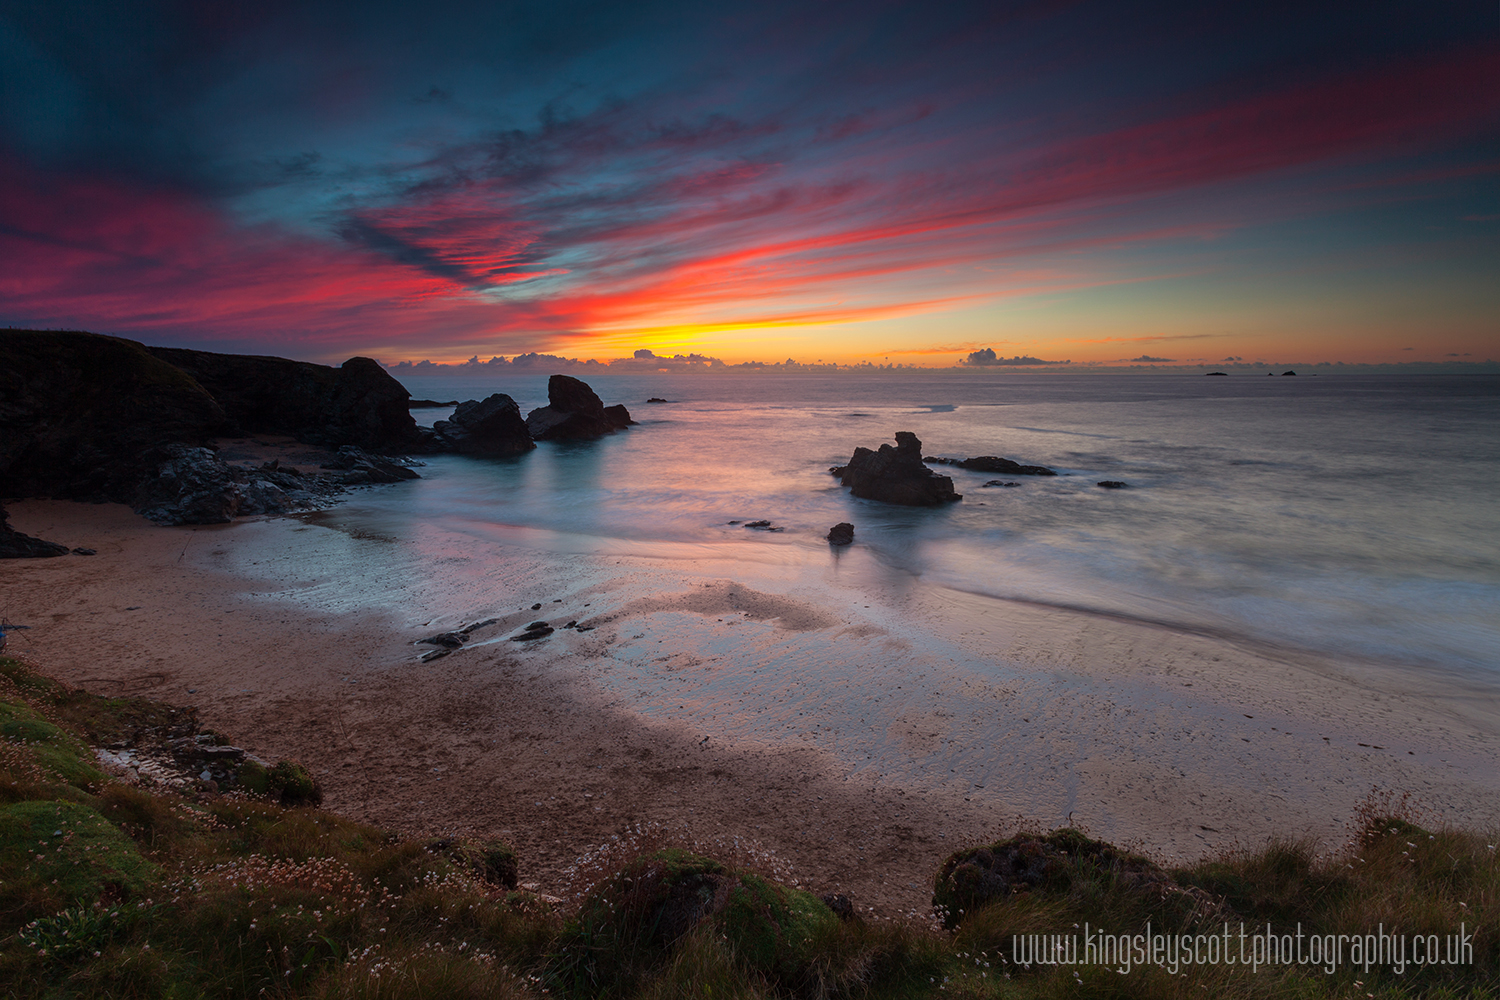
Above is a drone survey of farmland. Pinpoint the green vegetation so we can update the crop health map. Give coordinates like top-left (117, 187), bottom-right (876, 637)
top-left (2, 653), bottom-right (1496, 998)
top-left (553, 848), bottom-right (840, 995)
top-left (238, 760), bottom-right (324, 806)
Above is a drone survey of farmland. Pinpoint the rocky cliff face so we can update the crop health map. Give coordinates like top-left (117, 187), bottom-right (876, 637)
top-left (0, 330), bottom-right (427, 534)
top-left (145, 347), bottom-right (420, 451)
top-left (0, 331), bottom-right (227, 502)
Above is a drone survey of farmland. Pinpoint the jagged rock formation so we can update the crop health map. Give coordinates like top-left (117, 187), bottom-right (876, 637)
top-left (524, 375), bottom-right (633, 440)
top-left (319, 446), bottom-right (423, 484)
top-left (131, 444), bottom-right (350, 525)
top-left (430, 394), bottom-right (535, 455)
top-left (830, 432), bottom-right (960, 506)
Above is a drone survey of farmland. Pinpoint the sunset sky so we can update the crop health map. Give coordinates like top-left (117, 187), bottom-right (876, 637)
top-left (2, 1), bottom-right (1496, 368)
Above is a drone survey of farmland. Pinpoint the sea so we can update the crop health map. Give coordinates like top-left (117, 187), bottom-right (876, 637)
top-left (376, 371), bottom-right (1500, 679)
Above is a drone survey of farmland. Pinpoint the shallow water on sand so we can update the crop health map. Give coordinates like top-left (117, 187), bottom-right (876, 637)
top-left (383, 371), bottom-right (1500, 677)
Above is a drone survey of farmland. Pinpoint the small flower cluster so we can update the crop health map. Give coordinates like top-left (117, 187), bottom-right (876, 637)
top-left (180, 853), bottom-right (367, 904)
top-left (19, 903), bottom-right (127, 960)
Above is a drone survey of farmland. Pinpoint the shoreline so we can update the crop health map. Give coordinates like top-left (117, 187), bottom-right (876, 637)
top-left (3, 496), bottom-right (1497, 917)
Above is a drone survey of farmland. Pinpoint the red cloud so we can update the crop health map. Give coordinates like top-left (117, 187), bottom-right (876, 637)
top-left (3, 44), bottom-right (1495, 360)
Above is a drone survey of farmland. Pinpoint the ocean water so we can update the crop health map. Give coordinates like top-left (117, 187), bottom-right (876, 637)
top-left (381, 371), bottom-right (1500, 677)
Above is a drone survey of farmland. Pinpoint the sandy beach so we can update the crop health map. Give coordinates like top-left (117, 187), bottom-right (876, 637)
top-left (3, 486), bottom-right (1498, 918)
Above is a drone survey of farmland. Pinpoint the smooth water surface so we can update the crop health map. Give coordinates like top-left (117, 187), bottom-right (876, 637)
top-left (384, 371), bottom-right (1500, 675)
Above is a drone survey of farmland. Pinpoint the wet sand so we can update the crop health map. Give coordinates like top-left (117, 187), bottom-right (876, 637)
top-left (3, 495), bottom-right (1498, 918)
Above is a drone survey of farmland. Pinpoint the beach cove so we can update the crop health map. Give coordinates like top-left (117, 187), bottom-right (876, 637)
top-left (6, 430), bottom-right (1498, 918)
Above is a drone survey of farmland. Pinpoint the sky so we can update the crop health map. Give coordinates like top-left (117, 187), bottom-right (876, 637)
top-left (1, 0), bottom-right (1496, 368)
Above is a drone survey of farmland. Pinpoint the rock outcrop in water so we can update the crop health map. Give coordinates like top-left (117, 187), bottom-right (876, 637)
top-left (430, 394), bottom-right (535, 456)
top-left (924, 455), bottom-right (1056, 477)
top-left (319, 446), bottom-right (423, 484)
top-left (524, 375), bottom-right (634, 440)
top-left (831, 432), bottom-right (960, 506)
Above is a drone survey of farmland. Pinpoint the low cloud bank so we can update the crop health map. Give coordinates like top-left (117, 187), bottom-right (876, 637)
top-left (379, 348), bottom-right (1499, 375)
top-left (959, 348), bottom-right (1070, 366)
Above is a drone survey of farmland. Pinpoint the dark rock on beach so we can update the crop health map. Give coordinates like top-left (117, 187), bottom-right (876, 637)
top-left (320, 445), bottom-right (422, 484)
top-left (418, 632), bottom-right (468, 648)
top-left (525, 375), bottom-right (633, 440)
top-left (831, 432), bottom-right (960, 506)
top-left (430, 394), bottom-right (536, 456)
top-left (132, 443), bottom-right (350, 525)
top-left (925, 455), bottom-right (1056, 476)
top-left (827, 522), bottom-right (855, 545)
top-left (1096, 480), bottom-right (1128, 489)
top-left (0, 503), bottom-right (70, 558)
top-left (409, 399), bottom-right (459, 408)
top-left (646, 397), bottom-right (668, 403)
top-left (132, 445), bottom-right (244, 525)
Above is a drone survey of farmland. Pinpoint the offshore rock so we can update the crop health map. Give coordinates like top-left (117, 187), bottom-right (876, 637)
top-left (925, 455), bottom-right (1056, 476)
top-left (431, 394), bottom-right (535, 455)
top-left (831, 432), bottom-right (960, 506)
top-left (525, 375), bottom-right (633, 440)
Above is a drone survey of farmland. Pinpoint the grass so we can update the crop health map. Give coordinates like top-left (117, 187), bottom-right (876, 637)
top-left (2, 652), bottom-right (1496, 999)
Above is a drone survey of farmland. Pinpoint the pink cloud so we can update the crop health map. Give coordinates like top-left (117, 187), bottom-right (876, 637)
top-left (3, 44), bottom-right (1495, 362)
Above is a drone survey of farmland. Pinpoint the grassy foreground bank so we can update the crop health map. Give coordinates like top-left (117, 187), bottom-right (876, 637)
top-left (1, 653), bottom-right (1495, 999)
